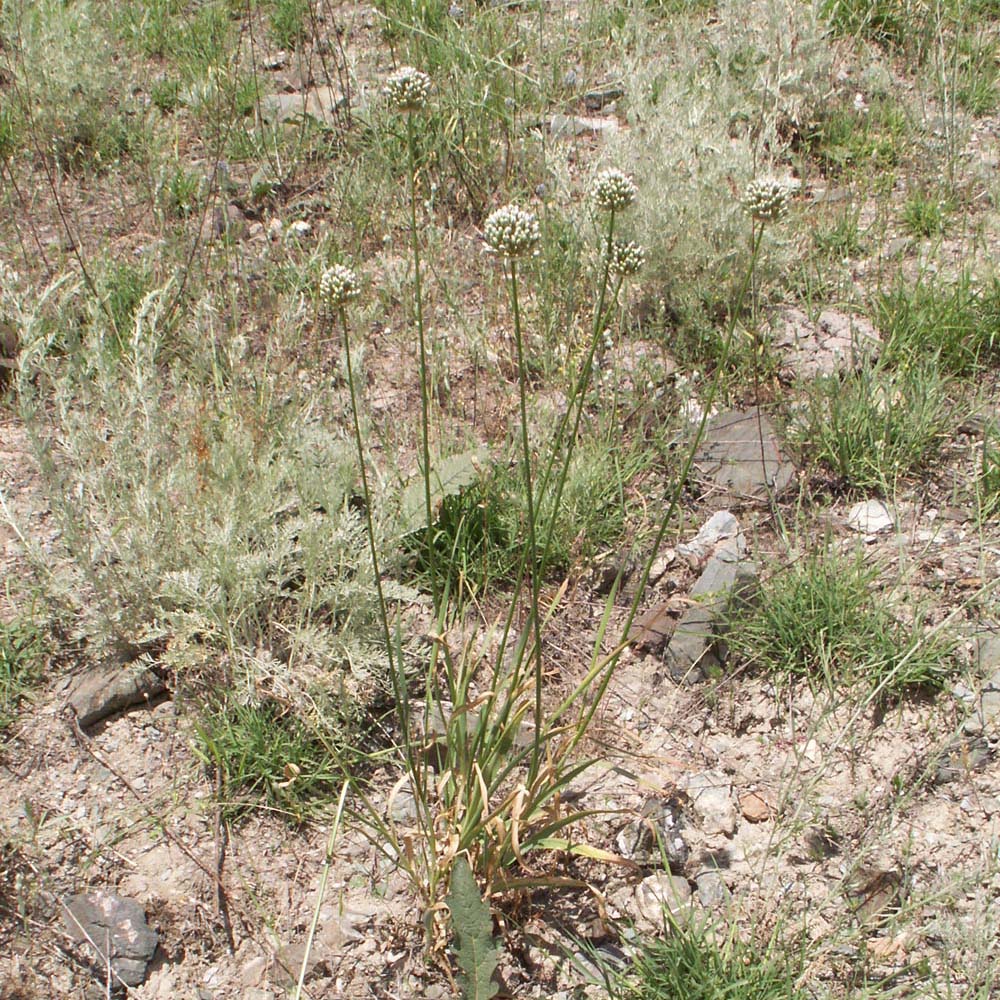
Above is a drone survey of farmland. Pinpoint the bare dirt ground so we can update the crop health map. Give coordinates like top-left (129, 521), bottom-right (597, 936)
top-left (4, 394), bottom-right (1000, 997)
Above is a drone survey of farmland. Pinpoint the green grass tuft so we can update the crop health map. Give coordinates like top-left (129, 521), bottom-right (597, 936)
top-left (0, 617), bottom-right (45, 735)
top-left (877, 273), bottom-right (1000, 374)
top-left (192, 698), bottom-right (341, 822)
top-left (795, 362), bottom-right (951, 490)
top-left (727, 547), bottom-right (953, 696)
top-left (618, 919), bottom-right (808, 1000)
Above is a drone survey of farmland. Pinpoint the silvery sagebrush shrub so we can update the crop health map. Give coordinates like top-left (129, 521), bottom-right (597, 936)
top-left (15, 278), bottom-right (410, 744)
top-left (601, 0), bottom-right (833, 313)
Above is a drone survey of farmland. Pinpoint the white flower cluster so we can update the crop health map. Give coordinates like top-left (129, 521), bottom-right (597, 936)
top-left (743, 177), bottom-right (789, 223)
top-left (608, 239), bottom-right (645, 277)
top-left (319, 264), bottom-right (361, 309)
top-left (384, 66), bottom-right (431, 112)
top-left (483, 205), bottom-right (541, 258)
top-left (592, 168), bottom-right (637, 212)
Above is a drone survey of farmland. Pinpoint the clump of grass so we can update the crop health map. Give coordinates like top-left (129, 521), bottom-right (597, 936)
top-left (192, 697), bottom-right (341, 822)
top-left (795, 363), bottom-right (951, 490)
top-left (976, 430), bottom-right (1000, 519)
top-left (877, 272), bottom-right (1000, 373)
top-left (269, 0), bottom-right (312, 50)
top-left (902, 187), bottom-right (950, 238)
top-left (954, 31), bottom-right (1000, 115)
top-left (812, 208), bottom-right (864, 257)
top-left (616, 919), bottom-right (809, 1000)
top-left (403, 437), bottom-right (650, 602)
top-left (801, 97), bottom-right (909, 177)
top-left (820, 0), bottom-right (913, 50)
top-left (0, 616), bottom-right (45, 734)
top-left (727, 547), bottom-right (953, 696)
top-left (156, 162), bottom-right (203, 218)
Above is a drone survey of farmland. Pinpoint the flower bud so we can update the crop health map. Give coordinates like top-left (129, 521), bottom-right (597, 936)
top-left (320, 264), bottom-right (361, 309)
top-left (384, 67), bottom-right (431, 112)
top-left (743, 177), bottom-right (789, 223)
top-left (483, 205), bottom-right (541, 258)
top-left (592, 168), bottom-right (637, 212)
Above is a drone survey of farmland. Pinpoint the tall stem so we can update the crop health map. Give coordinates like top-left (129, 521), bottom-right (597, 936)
top-left (493, 212), bottom-right (618, 679)
top-left (339, 308), bottom-right (398, 705)
top-left (406, 113), bottom-right (438, 617)
top-left (621, 224), bottom-right (768, 640)
top-left (538, 210), bottom-right (618, 565)
top-left (508, 259), bottom-right (543, 777)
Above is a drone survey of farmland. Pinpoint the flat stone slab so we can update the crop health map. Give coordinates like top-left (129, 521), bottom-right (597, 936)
top-left (680, 769), bottom-right (737, 836)
top-left (68, 660), bottom-right (167, 728)
top-left (693, 408), bottom-right (795, 503)
top-left (261, 86), bottom-right (347, 124)
top-left (63, 891), bottom-right (158, 987)
top-left (630, 511), bottom-right (758, 683)
top-left (548, 114), bottom-right (619, 138)
top-left (774, 308), bottom-right (881, 380)
top-left (627, 601), bottom-right (678, 651)
top-left (633, 873), bottom-right (694, 930)
top-left (846, 499), bottom-right (896, 534)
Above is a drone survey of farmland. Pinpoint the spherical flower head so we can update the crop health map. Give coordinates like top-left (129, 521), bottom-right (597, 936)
top-left (384, 66), bottom-right (431, 112)
top-left (483, 205), bottom-right (541, 258)
top-left (743, 177), bottom-right (789, 223)
top-left (319, 264), bottom-right (361, 309)
top-left (592, 168), bottom-right (637, 212)
top-left (608, 239), bottom-right (645, 277)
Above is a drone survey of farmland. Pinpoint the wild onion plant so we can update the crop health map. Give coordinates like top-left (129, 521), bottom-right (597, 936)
top-left (335, 71), bottom-right (794, 947)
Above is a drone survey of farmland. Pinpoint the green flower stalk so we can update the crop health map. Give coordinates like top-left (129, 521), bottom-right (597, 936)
top-left (534, 173), bottom-right (639, 569)
top-left (483, 203), bottom-right (544, 772)
top-left (321, 266), bottom-right (401, 717)
top-left (386, 66), bottom-right (440, 621)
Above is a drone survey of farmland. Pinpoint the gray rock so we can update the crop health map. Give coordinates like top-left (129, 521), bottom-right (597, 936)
top-left (846, 499), bottom-right (895, 534)
top-left (261, 86), bottom-right (346, 124)
top-left (62, 892), bottom-right (158, 987)
top-left (976, 634), bottom-right (1000, 673)
top-left (662, 515), bottom-right (757, 684)
top-left (692, 408), bottom-right (795, 503)
top-left (211, 203), bottom-right (247, 242)
top-left (677, 510), bottom-right (743, 567)
top-left (933, 735), bottom-right (992, 784)
top-left (774, 308), bottom-right (881, 380)
top-left (584, 85), bottom-right (624, 110)
top-left (679, 769), bottom-right (737, 836)
top-left (388, 785), bottom-right (419, 824)
top-left (981, 671), bottom-right (1000, 732)
top-left (663, 605), bottom-right (723, 683)
top-left (68, 660), bottom-right (167, 728)
top-left (633, 874), bottom-right (693, 931)
top-left (695, 870), bottom-right (729, 907)
top-left (548, 114), bottom-right (619, 139)
top-left (615, 796), bottom-right (690, 869)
